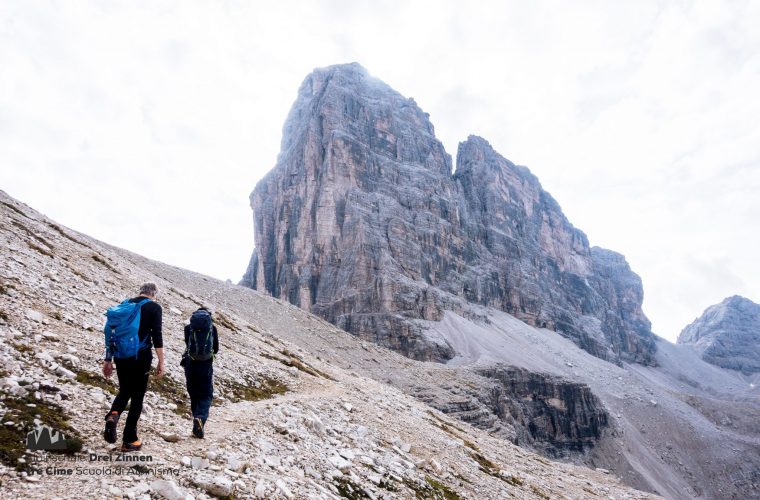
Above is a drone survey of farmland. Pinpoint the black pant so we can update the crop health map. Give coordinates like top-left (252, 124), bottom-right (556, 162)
top-left (109, 349), bottom-right (152, 443)
top-left (184, 360), bottom-right (213, 423)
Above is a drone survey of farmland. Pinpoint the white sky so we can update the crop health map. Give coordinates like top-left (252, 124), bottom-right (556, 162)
top-left (2, 1), bottom-right (758, 342)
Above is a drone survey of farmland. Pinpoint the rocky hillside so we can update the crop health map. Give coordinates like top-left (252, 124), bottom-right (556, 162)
top-left (0, 192), bottom-right (656, 498)
top-left (677, 295), bottom-right (760, 374)
top-left (242, 62), bottom-right (655, 366)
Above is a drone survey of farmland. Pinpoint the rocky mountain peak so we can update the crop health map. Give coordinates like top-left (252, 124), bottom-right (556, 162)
top-left (243, 64), bottom-right (656, 366)
top-left (677, 295), bottom-right (760, 374)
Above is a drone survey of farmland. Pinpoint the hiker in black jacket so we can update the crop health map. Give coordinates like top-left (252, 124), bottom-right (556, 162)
top-left (102, 283), bottom-right (164, 452)
top-left (182, 307), bottom-right (219, 438)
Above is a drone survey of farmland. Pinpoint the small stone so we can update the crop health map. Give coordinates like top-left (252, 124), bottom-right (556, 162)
top-left (329, 454), bottom-right (352, 472)
top-left (161, 433), bottom-right (181, 443)
top-left (150, 479), bottom-right (187, 500)
top-left (275, 479), bottom-right (294, 499)
top-left (55, 366), bottom-right (76, 379)
top-left (254, 479), bottom-right (267, 497)
top-left (342, 402), bottom-right (353, 412)
top-left (180, 456), bottom-right (192, 467)
top-left (26, 309), bottom-right (44, 322)
top-left (196, 476), bottom-right (233, 497)
top-left (191, 456), bottom-right (209, 469)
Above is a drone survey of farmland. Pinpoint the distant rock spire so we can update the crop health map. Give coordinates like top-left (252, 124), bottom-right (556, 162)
top-left (678, 295), bottom-right (760, 374)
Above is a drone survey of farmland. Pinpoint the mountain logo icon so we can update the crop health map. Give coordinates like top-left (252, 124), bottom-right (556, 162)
top-left (26, 425), bottom-right (69, 451)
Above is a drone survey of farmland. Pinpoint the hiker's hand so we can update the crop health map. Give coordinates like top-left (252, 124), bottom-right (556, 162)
top-left (155, 360), bottom-right (165, 379)
top-left (102, 361), bottom-right (113, 378)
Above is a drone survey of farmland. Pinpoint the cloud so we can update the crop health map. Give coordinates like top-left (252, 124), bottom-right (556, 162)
top-left (1, 0), bottom-right (758, 341)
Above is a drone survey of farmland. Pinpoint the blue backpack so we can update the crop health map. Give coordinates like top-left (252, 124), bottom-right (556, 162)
top-left (186, 309), bottom-right (214, 361)
top-left (103, 298), bottom-right (151, 359)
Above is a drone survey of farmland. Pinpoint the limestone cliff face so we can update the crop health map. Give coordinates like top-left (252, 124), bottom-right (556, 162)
top-left (677, 295), bottom-right (760, 374)
top-left (242, 63), bottom-right (656, 365)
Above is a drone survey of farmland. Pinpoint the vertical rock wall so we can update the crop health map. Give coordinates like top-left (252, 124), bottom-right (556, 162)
top-left (242, 63), bottom-right (656, 365)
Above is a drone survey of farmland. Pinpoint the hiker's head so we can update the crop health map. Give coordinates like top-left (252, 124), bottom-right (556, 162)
top-left (138, 283), bottom-right (158, 298)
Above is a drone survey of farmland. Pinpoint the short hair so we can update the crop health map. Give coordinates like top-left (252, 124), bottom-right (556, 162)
top-left (139, 283), bottom-right (158, 296)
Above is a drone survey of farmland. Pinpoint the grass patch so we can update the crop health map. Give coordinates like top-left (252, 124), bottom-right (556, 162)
top-left (214, 311), bottom-right (238, 332)
top-left (462, 439), bottom-right (480, 452)
top-left (0, 280), bottom-right (15, 295)
top-left (426, 410), bottom-right (466, 433)
top-left (68, 266), bottom-right (93, 283)
top-left (505, 475), bottom-right (524, 487)
top-left (11, 220), bottom-right (56, 250)
top-left (403, 476), bottom-right (461, 500)
top-left (260, 351), bottom-right (334, 380)
top-left (11, 342), bottom-right (34, 355)
top-left (334, 476), bottom-right (372, 499)
top-left (27, 242), bottom-right (54, 258)
top-left (0, 393), bottom-right (84, 470)
top-left (530, 485), bottom-right (550, 499)
top-left (76, 370), bottom-right (118, 396)
top-left (471, 451), bottom-right (525, 487)
top-left (149, 372), bottom-right (189, 415)
top-left (453, 473), bottom-right (471, 485)
top-left (470, 451), bottom-right (525, 488)
top-left (425, 477), bottom-right (461, 500)
top-left (220, 375), bottom-right (287, 403)
top-left (91, 254), bottom-right (120, 274)
top-left (47, 222), bottom-right (92, 249)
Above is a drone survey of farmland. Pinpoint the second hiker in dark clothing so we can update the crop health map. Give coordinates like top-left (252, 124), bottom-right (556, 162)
top-left (102, 283), bottom-right (164, 452)
top-left (182, 307), bottom-right (218, 438)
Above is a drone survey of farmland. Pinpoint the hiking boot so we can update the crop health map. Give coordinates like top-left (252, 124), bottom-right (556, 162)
top-left (192, 418), bottom-right (204, 439)
top-left (121, 440), bottom-right (142, 452)
top-left (103, 411), bottom-right (120, 444)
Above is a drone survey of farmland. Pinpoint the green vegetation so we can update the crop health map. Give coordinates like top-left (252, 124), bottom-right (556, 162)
top-left (260, 350), bottom-right (334, 380)
top-left (505, 474), bottom-right (524, 487)
top-left (220, 375), bottom-right (288, 403)
top-left (149, 372), bottom-right (189, 415)
top-left (334, 476), bottom-right (372, 499)
top-left (214, 311), bottom-right (238, 332)
top-left (531, 485), bottom-right (551, 499)
top-left (27, 242), bottom-right (54, 258)
top-left (403, 476), bottom-right (462, 499)
top-left (0, 393), bottom-right (83, 470)
top-left (76, 370), bottom-right (118, 396)
top-left (425, 477), bottom-right (462, 500)
top-left (47, 222), bottom-right (92, 249)
top-left (11, 341), bottom-right (34, 355)
top-left (91, 254), bottom-right (120, 274)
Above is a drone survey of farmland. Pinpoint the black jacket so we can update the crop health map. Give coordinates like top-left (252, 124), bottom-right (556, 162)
top-left (129, 297), bottom-right (163, 351)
